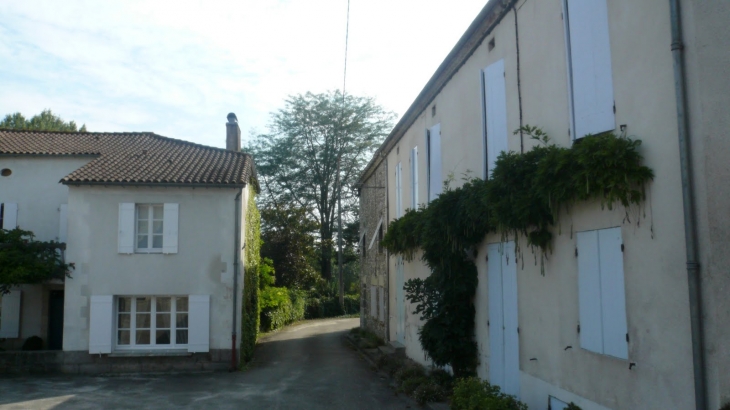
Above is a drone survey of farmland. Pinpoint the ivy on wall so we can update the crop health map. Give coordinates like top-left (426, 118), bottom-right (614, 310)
top-left (382, 128), bottom-right (654, 377)
top-left (241, 185), bottom-right (261, 365)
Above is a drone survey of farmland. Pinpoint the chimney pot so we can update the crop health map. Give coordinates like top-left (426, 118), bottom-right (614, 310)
top-left (226, 113), bottom-right (241, 151)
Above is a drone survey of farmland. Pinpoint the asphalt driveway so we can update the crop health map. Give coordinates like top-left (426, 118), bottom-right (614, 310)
top-left (0, 318), bottom-right (416, 409)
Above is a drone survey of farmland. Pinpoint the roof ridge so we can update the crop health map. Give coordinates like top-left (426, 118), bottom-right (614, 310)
top-left (146, 133), bottom-right (252, 157)
top-left (0, 128), bottom-right (154, 135)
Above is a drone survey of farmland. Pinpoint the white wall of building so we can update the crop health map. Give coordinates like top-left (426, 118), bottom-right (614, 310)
top-left (384, 0), bottom-right (704, 408)
top-left (63, 185), bottom-right (243, 352)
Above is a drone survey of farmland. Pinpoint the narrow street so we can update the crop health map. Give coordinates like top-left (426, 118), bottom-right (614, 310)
top-left (0, 318), bottom-right (416, 409)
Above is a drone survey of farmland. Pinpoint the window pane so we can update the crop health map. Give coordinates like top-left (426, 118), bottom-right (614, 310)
top-left (137, 235), bottom-right (148, 249)
top-left (118, 313), bottom-right (131, 328)
top-left (118, 297), bottom-right (132, 313)
top-left (156, 313), bottom-right (171, 328)
top-left (152, 206), bottom-right (163, 220)
top-left (176, 313), bottom-right (188, 328)
top-left (137, 220), bottom-right (148, 235)
top-left (136, 297), bottom-right (151, 312)
top-left (153, 221), bottom-right (163, 234)
top-left (156, 330), bottom-right (171, 345)
top-left (138, 205), bottom-right (149, 219)
top-left (176, 330), bottom-right (188, 344)
top-left (118, 330), bottom-right (130, 345)
top-left (156, 297), bottom-right (171, 312)
top-left (136, 330), bottom-right (150, 345)
top-left (152, 235), bottom-right (163, 249)
top-left (176, 297), bottom-right (188, 312)
top-left (136, 314), bottom-right (151, 329)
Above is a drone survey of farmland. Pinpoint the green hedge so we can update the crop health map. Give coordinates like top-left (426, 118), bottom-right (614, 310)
top-left (451, 377), bottom-right (527, 410)
top-left (260, 288), bottom-right (306, 332)
top-left (241, 186), bottom-right (261, 365)
top-left (305, 294), bottom-right (359, 319)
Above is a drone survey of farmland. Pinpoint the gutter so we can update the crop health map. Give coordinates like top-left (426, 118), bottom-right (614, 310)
top-left (356, 0), bottom-right (518, 188)
top-left (668, 1), bottom-right (707, 409)
top-left (62, 181), bottom-right (247, 189)
top-left (231, 189), bottom-right (243, 371)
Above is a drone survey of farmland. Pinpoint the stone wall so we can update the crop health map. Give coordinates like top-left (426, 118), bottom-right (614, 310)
top-left (358, 158), bottom-right (388, 341)
top-left (0, 349), bottom-right (231, 374)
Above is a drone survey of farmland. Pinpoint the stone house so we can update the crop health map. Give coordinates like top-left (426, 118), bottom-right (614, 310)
top-left (0, 113), bottom-right (257, 373)
top-left (357, 0), bottom-right (730, 409)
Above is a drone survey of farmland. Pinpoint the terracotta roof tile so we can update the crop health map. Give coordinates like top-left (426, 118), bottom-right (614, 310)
top-left (0, 130), bottom-right (256, 187)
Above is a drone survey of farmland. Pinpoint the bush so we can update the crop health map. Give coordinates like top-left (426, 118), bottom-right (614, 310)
top-left (400, 376), bottom-right (428, 395)
top-left (259, 287), bottom-right (306, 332)
top-left (429, 368), bottom-right (454, 394)
top-left (349, 327), bottom-right (384, 349)
top-left (376, 354), bottom-right (406, 376)
top-left (305, 294), bottom-right (359, 319)
top-left (413, 381), bottom-right (447, 405)
top-left (21, 336), bottom-right (43, 351)
top-left (451, 377), bottom-right (527, 410)
top-left (394, 364), bottom-right (426, 384)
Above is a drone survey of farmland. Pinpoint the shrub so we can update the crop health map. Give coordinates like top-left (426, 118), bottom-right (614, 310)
top-left (259, 287), bottom-right (306, 332)
top-left (305, 294), bottom-right (359, 319)
top-left (451, 377), bottom-right (527, 410)
top-left (413, 381), bottom-right (447, 405)
top-left (376, 354), bottom-right (405, 376)
top-left (21, 336), bottom-right (43, 351)
top-left (349, 327), bottom-right (384, 349)
top-left (429, 368), bottom-right (455, 394)
top-left (400, 376), bottom-right (428, 395)
top-left (394, 364), bottom-right (426, 384)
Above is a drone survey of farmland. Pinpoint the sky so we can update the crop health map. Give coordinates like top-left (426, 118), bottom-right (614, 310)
top-left (0, 0), bottom-right (488, 149)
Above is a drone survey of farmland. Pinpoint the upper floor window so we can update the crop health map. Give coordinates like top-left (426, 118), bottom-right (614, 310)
top-left (136, 204), bottom-right (164, 252)
top-left (118, 203), bottom-right (178, 254)
top-left (0, 203), bottom-right (18, 230)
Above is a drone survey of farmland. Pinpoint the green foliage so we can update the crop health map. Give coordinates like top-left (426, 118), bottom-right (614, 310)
top-left (22, 336), bottom-right (43, 351)
top-left (260, 205), bottom-right (319, 289)
top-left (0, 228), bottom-right (74, 294)
top-left (248, 90), bottom-right (395, 280)
top-left (305, 294), bottom-right (359, 318)
top-left (241, 186), bottom-right (261, 364)
top-left (259, 288), bottom-right (307, 332)
top-left (349, 327), bottom-right (384, 349)
top-left (382, 130), bottom-right (653, 377)
top-left (413, 381), bottom-right (447, 405)
top-left (394, 364), bottom-right (426, 384)
top-left (451, 377), bottom-right (528, 410)
top-left (0, 109), bottom-right (87, 132)
top-left (258, 257), bottom-right (276, 289)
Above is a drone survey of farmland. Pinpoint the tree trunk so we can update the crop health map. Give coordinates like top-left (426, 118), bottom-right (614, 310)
top-left (320, 231), bottom-right (333, 281)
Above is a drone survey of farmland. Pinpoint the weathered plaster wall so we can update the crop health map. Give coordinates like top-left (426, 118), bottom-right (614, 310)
top-left (63, 185), bottom-right (243, 352)
top-left (359, 159), bottom-right (388, 341)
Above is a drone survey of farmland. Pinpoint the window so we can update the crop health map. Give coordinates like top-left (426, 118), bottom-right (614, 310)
top-left (482, 59), bottom-right (508, 178)
top-left (116, 296), bottom-right (188, 349)
top-left (377, 224), bottom-right (384, 254)
top-left (136, 204), bottom-right (164, 252)
top-left (410, 147), bottom-right (418, 209)
top-left (426, 124), bottom-right (441, 201)
top-left (118, 203), bottom-right (178, 254)
top-left (577, 227), bottom-right (628, 359)
top-left (0, 289), bottom-right (21, 338)
top-left (563, 0), bottom-right (615, 139)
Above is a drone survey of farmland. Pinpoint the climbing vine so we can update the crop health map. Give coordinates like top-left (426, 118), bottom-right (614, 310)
top-left (241, 185), bottom-right (261, 365)
top-left (0, 228), bottom-right (74, 294)
top-left (382, 128), bottom-right (654, 377)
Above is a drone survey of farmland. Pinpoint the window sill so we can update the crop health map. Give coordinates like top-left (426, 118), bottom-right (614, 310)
top-left (109, 350), bottom-right (191, 358)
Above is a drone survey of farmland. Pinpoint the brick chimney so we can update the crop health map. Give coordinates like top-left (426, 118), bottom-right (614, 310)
top-left (226, 113), bottom-right (241, 151)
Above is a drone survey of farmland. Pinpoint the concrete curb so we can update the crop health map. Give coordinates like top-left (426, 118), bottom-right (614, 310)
top-left (342, 335), bottom-right (449, 410)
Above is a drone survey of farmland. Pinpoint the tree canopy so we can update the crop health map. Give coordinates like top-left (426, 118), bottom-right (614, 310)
top-left (0, 109), bottom-right (88, 132)
top-left (248, 91), bottom-right (395, 280)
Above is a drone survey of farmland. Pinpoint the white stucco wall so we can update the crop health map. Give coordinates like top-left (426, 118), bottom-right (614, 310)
top-left (384, 0), bottom-right (704, 408)
top-left (63, 185), bottom-right (244, 352)
top-left (0, 156), bottom-right (93, 347)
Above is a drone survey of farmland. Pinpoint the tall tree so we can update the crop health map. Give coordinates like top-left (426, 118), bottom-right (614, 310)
top-left (249, 91), bottom-right (395, 280)
top-left (0, 109), bottom-right (88, 132)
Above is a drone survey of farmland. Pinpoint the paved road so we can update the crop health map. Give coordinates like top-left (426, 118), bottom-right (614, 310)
top-left (0, 318), bottom-right (416, 409)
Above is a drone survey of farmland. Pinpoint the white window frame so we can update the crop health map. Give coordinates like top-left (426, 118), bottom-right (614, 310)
top-left (115, 295), bottom-right (189, 350)
top-left (135, 204), bottom-right (164, 253)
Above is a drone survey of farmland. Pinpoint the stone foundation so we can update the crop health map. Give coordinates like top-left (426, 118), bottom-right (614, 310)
top-left (0, 349), bottom-right (233, 375)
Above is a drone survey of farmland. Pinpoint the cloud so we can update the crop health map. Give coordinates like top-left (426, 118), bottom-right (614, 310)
top-left (0, 0), bottom-right (487, 148)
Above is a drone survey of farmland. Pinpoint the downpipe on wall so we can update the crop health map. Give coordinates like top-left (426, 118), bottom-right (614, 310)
top-left (668, 1), bottom-right (707, 408)
top-left (231, 189), bottom-right (243, 371)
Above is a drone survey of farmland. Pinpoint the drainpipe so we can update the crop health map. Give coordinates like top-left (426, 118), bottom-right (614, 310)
top-left (668, 1), bottom-right (706, 409)
top-left (231, 189), bottom-right (243, 371)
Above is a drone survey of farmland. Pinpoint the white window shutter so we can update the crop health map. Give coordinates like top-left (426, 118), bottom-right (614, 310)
top-left (3, 203), bottom-right (18, 229)
top-left (0, 289), bottom-right (22, 338)
top-left (89, 295), bottom-right (113, 354)
top-left (598, 227), bottom-right (629, 359)
top-left (428, 124), bottom-right (442, 201)
top-left (566, 0), bottom-right (615, 139)
top-left (59, 204), bottom-right (68, 244)
top-left (577, 230), bottom-right (603, 354)
top-left (118, 203), bottom-right (135, 254)
top-left (487, 243), bottom-right (505, 388)
top-left (163, 203), bottom-right (179, 254)
top-left (484, 60), bottom-right (509, 178)
top-left (188, 294), bottom-right (210, 353)
top-left (410, 147), bottom-right (418, 209)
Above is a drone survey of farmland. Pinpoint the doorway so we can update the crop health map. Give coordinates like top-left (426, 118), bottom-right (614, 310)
top-left (47, 290), bottom-right (64, 350)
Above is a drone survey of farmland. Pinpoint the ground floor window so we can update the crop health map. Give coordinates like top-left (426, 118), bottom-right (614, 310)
top-left (116, 296), bottom-right (188, 348)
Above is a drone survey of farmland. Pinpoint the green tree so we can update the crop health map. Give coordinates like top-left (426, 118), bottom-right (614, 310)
top-left (0, 228), bottom-right (74, 294)
top-left (260, 204), bottom-right (319, 289)
top-left (248, 91), bottom-right (395, 280)
top-left (0, 109), bottom-right (87, 132)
